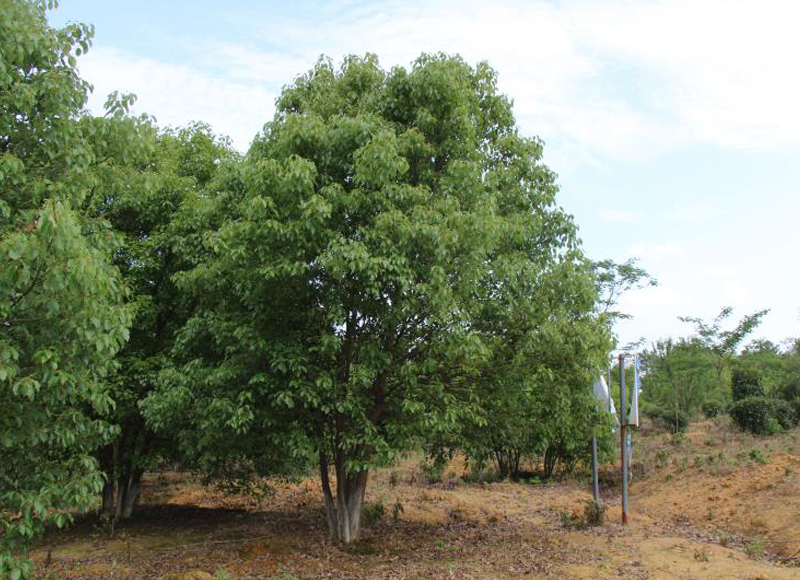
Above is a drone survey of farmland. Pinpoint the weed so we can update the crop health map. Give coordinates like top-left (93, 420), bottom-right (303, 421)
top-left (392, 500), bottom-right (404, 523)
top-left (560, 509), bottom-right (585, 530)
top-left (665, 473), bottom-right (674, 482)
top-left (421, 457), bottom-right (446, 484)
top-left (748, 449), bottom-right (768, 465)
top-left (584, 499), bottom-right (605, 526)
top-left (745, 538), bottom-right (764, 560)
top-left (388, 471), bottom-right (399, 487)
top-left (215, 570), bottom-right (235, 580)
top-left (718, 533), bottom-right (732, 547)
top-left (362, 500), bottom-right (386, 526)
top-left (693, 547), bottom-right (710, 562)
top-left (267, 565), bottom-right (300, 579)
top-left (655, 449), bottom-right (671, 468)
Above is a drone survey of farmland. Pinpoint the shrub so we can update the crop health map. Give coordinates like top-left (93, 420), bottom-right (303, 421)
top-left (642, 403), bottom-right (690, 433)
top-left (748, 448), bottom-right (769, 465)
top-left (362, 501), bottom-right (386, 526)
top-left (731, 368), bottom-right (765, 402)
top-left (729, 397), bottom-right (774, 435)
top-left (789, 398), bottom-right (800, 424)
top-left (773, 399), bottom-right (798, 430)
top-left (420, 457), bottom-right (446, 484)
top-left (702, 400), bottom-right (723, 418)
top-left (584, 499), bottom-right (605, 526)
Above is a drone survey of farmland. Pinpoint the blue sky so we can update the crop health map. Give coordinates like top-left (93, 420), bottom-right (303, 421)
top-left (50, 0), bottom-right (800, 349)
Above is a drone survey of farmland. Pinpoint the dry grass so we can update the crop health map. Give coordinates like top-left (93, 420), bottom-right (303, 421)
top-left (29, 420), bottom-right (800, 579)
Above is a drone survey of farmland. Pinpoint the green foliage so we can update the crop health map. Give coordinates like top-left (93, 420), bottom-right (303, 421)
top-left (729, 397), bottom-right (776, 435)
top-left (94, 122), bottom-right (237, 518)
top-left (731, 368), bottom-right (765, 402)
top-left (771, 399), bottom-right (797, 430)
top-left (143, 53), bottom-right (597, 543)
top-left (584, 499), bottom-right (605, 526)
top-left (642, 402), bottom-right (690, 433)
top-left (592, 258), bottom-right (657, 323)
top-left (641, 338), bottom-right (715, 430)
top-left (748, 448), bottom-right (769, 465)
top-left (701, 400), bottom-right (723, 418)
top-left (0, 1), bottom-right (133, 574)
top-left (745, 538), bottom-right (764, 560)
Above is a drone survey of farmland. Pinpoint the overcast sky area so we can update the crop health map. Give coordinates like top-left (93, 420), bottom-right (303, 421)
top-left (50, 0), bottom-right (800, 351)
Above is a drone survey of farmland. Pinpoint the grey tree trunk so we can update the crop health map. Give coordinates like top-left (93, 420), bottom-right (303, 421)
top-left (320, 454), bottom-right (368, 544)
top-left (101, 471), bottom-right (143, 521)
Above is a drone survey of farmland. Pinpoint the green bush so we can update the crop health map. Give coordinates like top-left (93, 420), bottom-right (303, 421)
top-left (642, 403), bottom-right (690, 433)
top-left (701, 400), bottom-right (723, 418)
top-left (729, 397), bottom-right (775, 435)
top-left (789, 398), bottom-right (800, 424)
top-left (773, 399), bottom-right (798, 430)
top-left (731, 368), bottom-right (765, 402)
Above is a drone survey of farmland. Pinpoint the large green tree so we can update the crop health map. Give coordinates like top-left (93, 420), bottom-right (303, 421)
top-left (0, 1), bottom-right (134, 575)
top-left (146, 54), bottom-right (594, 543)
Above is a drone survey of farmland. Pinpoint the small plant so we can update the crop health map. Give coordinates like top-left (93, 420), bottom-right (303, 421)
top-left (421, 457), bottom-right (446, 484)
top-left (745, 538), bottom-right (764, 560)
top-left (748, 448), bottom-right (769, 465)
top-left (392, 500), bottom-right (404, 523)
top-left (718, 532), bottom-right (732, 547)
top-left (362, 500), bottom-right (386, 526)
top-left (655, 448), bottom-right (671, 468)
top-left (693, 547), bottom-right (710, 562)
top-left (215, 570), bottom-right (235, 580)
top-left (702, 400), bottom-right (723, 418)
top-left (584, 499), bottom-right (605, 526)
top-left (266, 566), bottom-right (300, 580)
top-left (665, 473), bottom-right (673, 481)
top-left (560, 508), bottom-right (586, 530)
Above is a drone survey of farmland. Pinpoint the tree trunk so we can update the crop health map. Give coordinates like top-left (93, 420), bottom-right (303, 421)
top-left (320, 454), bottom-right (368, 544)
top-left (101, 470), bottom-right (143, 521)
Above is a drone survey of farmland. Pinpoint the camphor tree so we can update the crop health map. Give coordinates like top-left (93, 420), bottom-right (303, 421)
top-left (0, 1), bottom-right (135, 575)
top-left (89, 122), bottom-right (237, 521)
top-left (452, 221), bottom-right (613, 480)
top-left (147, 54), bottom-right (593, 543)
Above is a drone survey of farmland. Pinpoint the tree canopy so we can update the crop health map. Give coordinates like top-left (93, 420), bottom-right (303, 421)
top-left (0, 1), bottom-right (136, 575)
top-left (142, 53), bottom-right (611, 543)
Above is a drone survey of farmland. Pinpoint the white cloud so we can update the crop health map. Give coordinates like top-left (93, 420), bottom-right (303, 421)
top-left (69, 0), bottom-right (800, 160)
top-left (77, 47), bottom-right (277, 150)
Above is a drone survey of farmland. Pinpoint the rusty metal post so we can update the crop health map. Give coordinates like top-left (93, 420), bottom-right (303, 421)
top-left (619, 354), bottom-right (629, 525)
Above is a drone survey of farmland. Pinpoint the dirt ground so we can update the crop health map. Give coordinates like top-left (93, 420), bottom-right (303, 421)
top-left (30, 418), bottom-right (800, 579)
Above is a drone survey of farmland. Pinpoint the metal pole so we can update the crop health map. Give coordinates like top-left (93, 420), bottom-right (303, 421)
top-left (619, 354), bottom-right (628, 525)
top-left (591, 436), bottom-right (600, 502)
